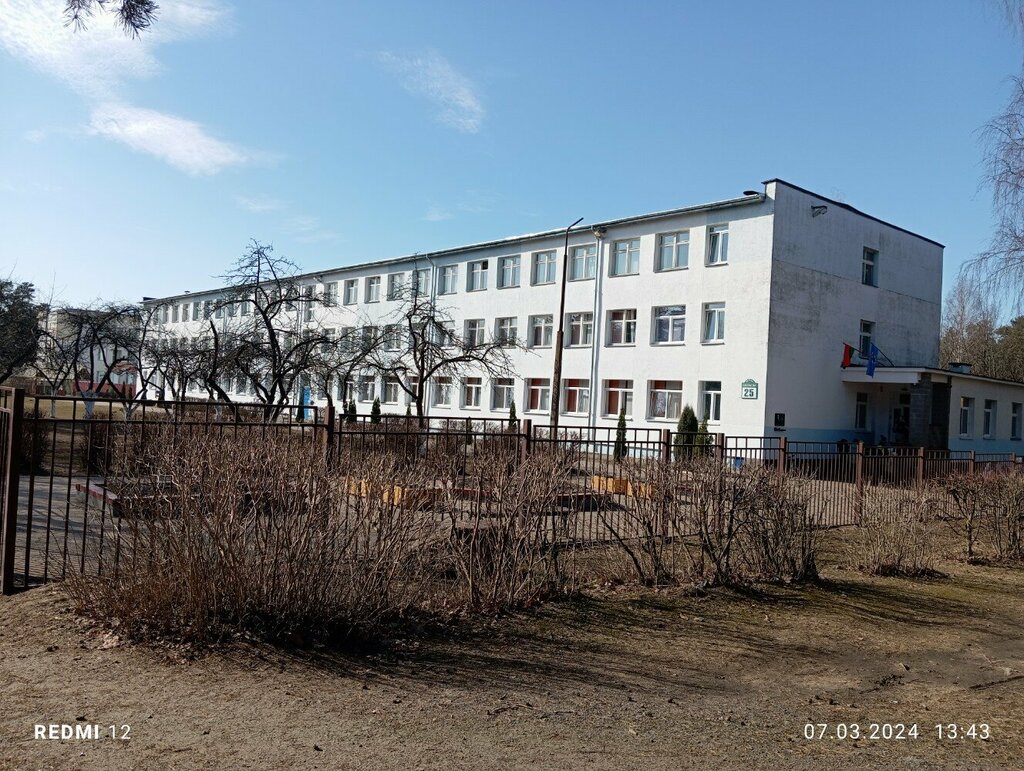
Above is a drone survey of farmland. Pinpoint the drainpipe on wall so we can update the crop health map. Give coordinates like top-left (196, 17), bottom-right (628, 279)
top-left (587, 227), bottom-right (607, 434)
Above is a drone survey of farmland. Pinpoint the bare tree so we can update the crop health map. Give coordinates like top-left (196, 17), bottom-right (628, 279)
top-left (368, 286), bottom-right (516, 426)
top-left (0, 279), bottom-right (41, 386)
top-left (64, 0), bottom-right (158, 36)
top-left (940, 273), bottom-right (1002, 374)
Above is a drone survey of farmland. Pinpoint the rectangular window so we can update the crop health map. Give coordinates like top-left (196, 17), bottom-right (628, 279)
top-left (240, 300), bottom-right (251, 317)
top-left (701, 381), bottom-right (722, 423)
top-left (303, 286), bottom-right (314, 321)
top-left (436, 320), bottom-right (456, 348)
top-left (657, 231), bottom-right (689, 271)
top-left (171, 305), bottom-right (179, 323)
top-left (498, 255), bottom-right (521, 288)
top-left (862, 247), bottom-right (878, 287)
top-left (1012, 402), bottom-right (1022, 440)
top-left (859, 320), bottom-right (874, 358)
top-left (387, 273), bottom-right (405, 300)
top-left (413, 269), bottom-right (430, 296)
top-left (604, 379), bottom-right (633, 417)
top-left (569, 244), bottom-right (597, 281)
top-left (193, 301), bottom-right (202, 321)
top-left (492, 378), bottom-right (515, 410)
top-left (439, 265), bottom-right (458, 295)
top-left (532, 250), bottom-right (557, 285)
top-left (855, 393), bottom-right (869, 430)
top-left (496, 317), bottom-right (518, 346)
top-left (706, 224), bottom-right (729, 265)
top-left (702, 303), bottom-right (725, 342)
top-left (358, 376), bottom-right (376, 403)
top-left (433, 377), bottom-right (453, 407)
top-left (611, 238), bottom-right (640, 276)
top-left (527, 378), bottom-right (551, 412)
top-left (383, 378), bottom-right (400, 404)
top-left (529, 314), bottom-right (553, 348)
top-left (607, 309), bottom-right (637, 345)
top-left (365, 276), bottom-right (381, 303)
top-left (468, 260), bottom-right (488, 291)
top-left (568, 312), bottom-right (593, 346)
top-left (653, 305), bottom-right (686, 344)
top-left (465, 319), bottom-right (485, 347)
top-left (649, 380), bottom-right (683, 420)
top-left (463, 377), bottom-right (482, 408)
top-left (203, 301), bottom-right (212, 320)
top-left (343, 279), bottom-right (358, 305)
top-left (383, 324), bottom-right (402, 351)
top-left (563, 378), bottom-right (590, 415)
top-left (959, 397), bottom-right (974, 438)
top-left (983, 399), bottom-right (997, 439)
top-left (323, 282), bottom-right (338, 305)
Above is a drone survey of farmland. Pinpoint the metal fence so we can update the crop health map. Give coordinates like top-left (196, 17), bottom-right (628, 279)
top-left (2, 387), bottom-right (1022, 592)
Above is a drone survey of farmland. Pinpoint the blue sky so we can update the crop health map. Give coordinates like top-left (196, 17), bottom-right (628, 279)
top-left (0, 0), bottom-right (1019, 304)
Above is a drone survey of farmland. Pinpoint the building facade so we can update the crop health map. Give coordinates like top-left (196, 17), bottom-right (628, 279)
top-left (145, 178), bottom-right (1024, 450)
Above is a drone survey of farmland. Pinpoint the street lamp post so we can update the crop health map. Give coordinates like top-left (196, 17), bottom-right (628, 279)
top-left (549, 216), bottom-right (584, 432)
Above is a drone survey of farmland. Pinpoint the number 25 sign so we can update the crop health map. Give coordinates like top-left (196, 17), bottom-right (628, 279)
top-left (741, 379), bottom-right (759, 399)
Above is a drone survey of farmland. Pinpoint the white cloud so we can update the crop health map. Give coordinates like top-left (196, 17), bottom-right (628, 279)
top-left (235, 195), bottom-right (285, 213)
top-left (423, 205), bottom-right (453, 222)
top-left (89, 102), bottom-right (249, 175)
top-left (377, 50), bottom-right (484, 134)
top-left (0, 0), bottom-right (253, 175)
top-left (285, 213), bottom-right (341, 244)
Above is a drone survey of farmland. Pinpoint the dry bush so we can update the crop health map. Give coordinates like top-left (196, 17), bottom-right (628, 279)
top-left (65, 432), bottom-right (443, 644)
top-left (854, 485), bottom-right (940, 576)
top-left (980, 473), bottom-right (1024, 560)
top-left (737, 470), bottom-right (819, 583)
top-left (945, 473), bottom-right (988, 561)
top-left (445, 442), bottom-right (576, 611)
top-left (18, 411), bottom-right (50, 473)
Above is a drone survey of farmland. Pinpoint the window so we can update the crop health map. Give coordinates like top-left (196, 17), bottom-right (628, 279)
top-left (358, 376), bottom-right (376, 403)
top-left (862, 248), bottom-right (878, 287)
top-left (604, 380), bottom-right (633, 417)
top-left (959, 397), bottom-right (974, 438)
top-left (302, 286), bottom-right (314, 321)
top-left (203, 301), bottom-right (212, 320)
top-left (439, 265), bottom-right (458, 295)
top-left (387, 273), bottom-right (405, 300)
top-left (563, 379), bottom-right (590, 415)
top-left (532, 250), bottom-right (557, 285)
top-left (1012, 403), bottom-right (1022, 440)
top-left (214, 303), bottom-right (224, 320)
top-left (855, 393), bottom-right (869, 430)
top-left (701, 381), bottom-right (722, 423)
top-left (649, 380), bottom-right (683, 420)
top-left (193, 302), bottom-right (202, 321)
top-left (568, 312), bottom-right (593, 346)
top-left (468, 260), bottom-right (488, 291)
top-left (706, 224), bottom-right (729, 265)
top-left (702, 303), bottom-right (725, 342)
top-left (436, 320), bottom-right (456, 348)
top-left (463, 377), bottom-right (482, 408)
top-left (365, 276), bottom-right (381, 303)
top-left (343, 279), bottom-right (358, 305)
top-left (171, 305), bottom-right (179, 323)
top-left (414, 268), bottom-right (431, 296)
top-left (859, 320), bottom-right (874, 358)
top-left (529, 315), bottom-right (553, 348)
top-left (498, 255), bottom-right (521, 288)
top-left (465, 319), bottom-right (485, 347)
top-left (569, 244), bottom-right (597, 280)
top-left (657, 231), bottom-right (689, 271)
top-left (492, 378), bottom-right (514, 410)
top-left (983, 399), bottom-right (997, 439)
top-left (496, 317), bottom-right (518, 346)
top-left (433, 377), bottom-right (453, 407)
top-left (607, 309), bottom-right (637, 345)
top-left (383, 378), bottom-right (400, 404)
top-left (384, 324), bottom-right (402, 351)
top-left (240, 300), bottom-right (250, 317)
top-left (653, 305), bottom-right (685, 344)
top-left (527, 378), bottom-right (551, 412)
top-left (611, 239), bottom-right (640, 276)
top-left (323, 282), bottom-right (338, 305)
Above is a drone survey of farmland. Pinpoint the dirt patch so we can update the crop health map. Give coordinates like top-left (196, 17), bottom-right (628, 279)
top-left (1, 530), bottom-right (1022, 770)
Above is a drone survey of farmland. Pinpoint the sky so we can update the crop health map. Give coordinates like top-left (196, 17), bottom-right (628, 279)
top-left (0, 0), bottom-right (1020, 306)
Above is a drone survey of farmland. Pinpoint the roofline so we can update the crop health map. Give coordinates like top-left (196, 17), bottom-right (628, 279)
top-left (142, 191), bottom-right (766, 305)
top-left (764, 178), bottom-right (944, 248)
top-left (861, 365), bottom-right (1024, 388)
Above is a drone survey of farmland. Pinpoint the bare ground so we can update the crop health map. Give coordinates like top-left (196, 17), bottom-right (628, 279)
top-left (0, 530), bottom-right (1022, 770)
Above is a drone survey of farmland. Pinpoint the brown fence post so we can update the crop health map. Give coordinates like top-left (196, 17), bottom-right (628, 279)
top-left (968, 450), bottom-right (977, 476)
top-left (661, 428), bottom-right (672, 462)
top-left (323, 402), bottom-right (336, 464)
top-left (1, 388), bottom-right (25, 595)
top-left (915, 446), bottom-right (925, 486)
top-left (714, 432), bottom-right (725, 463)
top-left (520, 418), bottom-right (533, 462)
top-left (777, 436), bottom-right (787, 480)
top-left (854, 440), bottom-right (865, 521)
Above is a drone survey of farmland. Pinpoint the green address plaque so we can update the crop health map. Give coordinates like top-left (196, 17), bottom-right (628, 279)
top-left (741, 379), bottom-right (759, 399)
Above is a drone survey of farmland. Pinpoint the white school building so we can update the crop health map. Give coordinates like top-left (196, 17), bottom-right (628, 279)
top-left (143, 178), bottom-right (1024, 452)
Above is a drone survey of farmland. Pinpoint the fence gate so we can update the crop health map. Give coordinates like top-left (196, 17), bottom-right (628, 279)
top-left (0, 388), bottom-right (24, 594)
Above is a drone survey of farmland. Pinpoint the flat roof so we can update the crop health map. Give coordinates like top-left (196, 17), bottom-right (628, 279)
top-left (842, 365), bottom-right (1024, 389)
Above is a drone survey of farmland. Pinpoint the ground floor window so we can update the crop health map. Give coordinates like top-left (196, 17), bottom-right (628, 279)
top-left (1012, 402), bottom-right (1022, 441)
top-left (383, 378), bottom-right (400, 404)
top-left (527, 378), bottom-right (551, 412)
top-left (563, 378), bottom-right (590, 415)
top-left (433, 377), bottom-right (453, 407)
top-left (604, 379), bottom-right (633, 417)
top-left (983, 399), bottom-right (997, 439)
top-left (700, 381), bottom-right (722, 423)
top-left (463, 377), bottom-right (482, 408)
top-left (855, 392), bottom-right (868, 430)
top-left (358, 376), bottom-right (375, 403)
top-left (492, 378), bottom-right (514, 410)
top-left (959, 397), bottom-right (974, 438)
top-left (648, 380), bottom-right (683, 420)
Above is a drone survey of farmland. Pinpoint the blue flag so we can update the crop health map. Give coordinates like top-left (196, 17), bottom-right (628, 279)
top-left (866, 344), bottom-right (879, 377)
